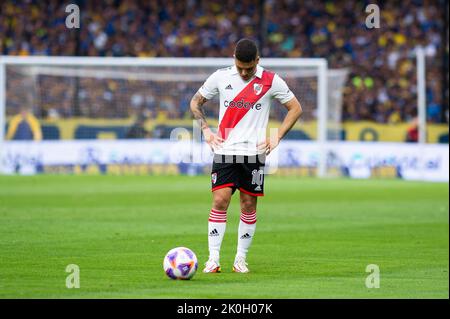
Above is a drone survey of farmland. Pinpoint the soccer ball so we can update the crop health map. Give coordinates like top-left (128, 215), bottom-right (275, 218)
top-left (163, 247), bottom-right (198, 280)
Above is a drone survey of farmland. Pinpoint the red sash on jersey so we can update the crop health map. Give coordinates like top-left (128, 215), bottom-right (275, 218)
top-left (218, 70), bottom-right (275, 140)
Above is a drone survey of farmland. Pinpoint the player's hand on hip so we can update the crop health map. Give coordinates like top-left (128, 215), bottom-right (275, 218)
top-left (257, 136), bottom-right (280, 155)
top-left (203, 128), bottom-right (224, 152)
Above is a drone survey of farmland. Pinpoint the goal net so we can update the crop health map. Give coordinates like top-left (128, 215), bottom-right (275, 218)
top-left (0, 57), bottom-right (348, 176)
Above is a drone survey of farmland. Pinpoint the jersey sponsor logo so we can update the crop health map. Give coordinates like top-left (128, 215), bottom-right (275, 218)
top-left (224, 99), bottom-right (262, 110)
top-left (225, 84), bottom-right (233, 90)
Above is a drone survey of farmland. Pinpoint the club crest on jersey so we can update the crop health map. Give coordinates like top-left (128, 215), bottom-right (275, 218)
top-left (211, 173), bottom-right (217, 184)
top-left (253, 83), bottom-right (263, 95)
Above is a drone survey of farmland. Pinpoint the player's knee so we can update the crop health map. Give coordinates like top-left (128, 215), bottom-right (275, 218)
top-left (213, 194), bottom-right (230, 211)
top-left (240, 198), bottom-right (256, 212)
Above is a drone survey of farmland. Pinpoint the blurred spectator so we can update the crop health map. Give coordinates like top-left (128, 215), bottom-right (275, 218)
top-left (6, 107), bottom-right (42, 141)
top-left (125, 115), bottom-right (151, 139)
top-left (406, 118), bottom-right (419, 143)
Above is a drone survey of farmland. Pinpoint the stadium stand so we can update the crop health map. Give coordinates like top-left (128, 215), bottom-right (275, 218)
top-left (1, 0), bottom-right (448, 130)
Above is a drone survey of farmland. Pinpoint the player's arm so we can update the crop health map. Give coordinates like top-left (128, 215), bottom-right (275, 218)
top-left (190, 92), bottom-right (209, 131)
top-left (259, 72), bottom-right (303, 155)
top-left (259, 96), bottom-right (302, 155)
top-left (278, 96), bottom-right (303, 140)
top-left (190, 91), bottom-right (224, 149)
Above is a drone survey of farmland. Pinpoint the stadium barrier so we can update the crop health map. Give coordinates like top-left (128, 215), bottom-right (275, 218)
top-left (2, 140), bottom-right (448, 182)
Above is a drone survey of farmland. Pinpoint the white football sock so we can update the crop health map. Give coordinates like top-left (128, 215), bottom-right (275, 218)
top-left (208, 209), bottom-right (227, 261)
top-left (236, 210), bottom-right (257, 260)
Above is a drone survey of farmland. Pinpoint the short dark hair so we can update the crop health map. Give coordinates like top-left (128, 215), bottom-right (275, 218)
top-left (234, 38), bottom-right (258, 63)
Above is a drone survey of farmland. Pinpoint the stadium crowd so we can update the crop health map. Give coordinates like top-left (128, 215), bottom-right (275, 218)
top-left (1, 0), bottom-right (448, 124)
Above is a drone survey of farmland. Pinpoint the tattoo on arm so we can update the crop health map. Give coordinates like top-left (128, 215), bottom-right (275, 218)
top-left (191, 92), bottom-right (209, 130)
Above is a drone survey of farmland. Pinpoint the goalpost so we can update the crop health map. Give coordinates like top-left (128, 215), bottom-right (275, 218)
top-left (0, 56), bottom-right (347, 177)
top-left (416, 46), bottom-right (427, 145)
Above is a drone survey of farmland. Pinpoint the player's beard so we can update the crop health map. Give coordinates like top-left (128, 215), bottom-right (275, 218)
top-left (240, 70), bottom-right (256, 82)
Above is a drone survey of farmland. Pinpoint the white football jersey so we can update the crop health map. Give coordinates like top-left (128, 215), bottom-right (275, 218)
top-left (198, 65), bottom-right (295, 156)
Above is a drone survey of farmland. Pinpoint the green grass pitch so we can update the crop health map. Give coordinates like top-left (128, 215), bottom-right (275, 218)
top-left (0, 175), bottom-right (448, 298)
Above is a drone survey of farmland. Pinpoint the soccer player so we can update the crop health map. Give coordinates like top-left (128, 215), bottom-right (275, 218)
top-left (190, 38), bottom-right (303, 273)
